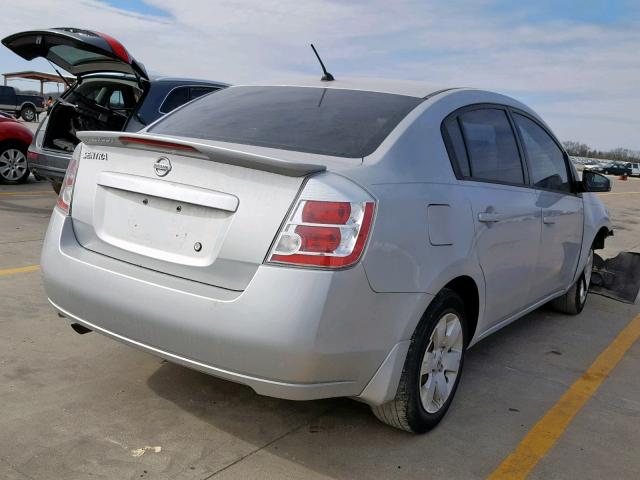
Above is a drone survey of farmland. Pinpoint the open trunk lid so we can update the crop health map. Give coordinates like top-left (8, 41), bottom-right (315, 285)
top-left (70, 132), bottom-right (326, 291)
top-left (2, 28), bottom-right (148, 80)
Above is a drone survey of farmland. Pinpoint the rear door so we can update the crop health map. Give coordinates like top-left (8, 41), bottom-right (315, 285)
top-left (443, 106), bottom-right (541, 326)
top-left (512, 112), bottom-right (583, 300)
top-left (2, 28), bottom-right (148, 79)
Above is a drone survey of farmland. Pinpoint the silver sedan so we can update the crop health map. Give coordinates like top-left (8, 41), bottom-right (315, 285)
top-left (41, 78), bottom-right (612, 432)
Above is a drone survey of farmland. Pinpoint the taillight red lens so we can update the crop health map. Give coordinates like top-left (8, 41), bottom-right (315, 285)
top-left (295, 225), bottom-right (341, 253)
top-left (27, 150), bottom-right (38, 161)
top-left (269, 201), bottom-right (375, 268)
top-left (302, 201), bottom-right (351, 224)
top-left (56, 156), bottom-right (80, 215)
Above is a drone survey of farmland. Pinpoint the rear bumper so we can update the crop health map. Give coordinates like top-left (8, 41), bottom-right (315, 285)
top-left (27, 147), bottom-right (69, 181)
top-left (42, 209), bottom-right (430, 403)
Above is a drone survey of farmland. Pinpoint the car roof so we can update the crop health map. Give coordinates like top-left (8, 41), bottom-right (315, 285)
top-left (79, 72), bottom-right (229, 87)
top-left (150, 76), bottom-right (230, 87)
top-left (242, 77), bottom-right (453, 98)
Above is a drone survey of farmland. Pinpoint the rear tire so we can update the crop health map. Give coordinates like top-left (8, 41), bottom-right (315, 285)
top-left (551, 249), bottom-right (593, 315)
top-left (20, 105), bottom-right (36, 122)
top-left (371, 289), bottom-right (466, 433)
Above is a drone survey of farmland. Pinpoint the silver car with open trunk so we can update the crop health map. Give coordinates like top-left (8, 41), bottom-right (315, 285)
top-left (41, 78), bottom-right (612, 432)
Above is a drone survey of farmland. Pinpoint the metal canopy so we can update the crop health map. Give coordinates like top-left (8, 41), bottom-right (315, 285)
top-left (2, 70), bottom-right (74, 95)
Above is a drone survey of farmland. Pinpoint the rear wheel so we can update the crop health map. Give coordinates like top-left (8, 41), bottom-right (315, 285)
top-left (0, 145), bottom-right (29, 184)
top-left (20, 105), bottom-right (36, 122)
top-left (371, 289), bottom-right (466, 433)
top-left (551, 249), bottom-right (593, 315)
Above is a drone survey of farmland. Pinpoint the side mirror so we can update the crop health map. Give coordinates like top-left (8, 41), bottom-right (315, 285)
top-left (581, 170), bottom-right (611, 193)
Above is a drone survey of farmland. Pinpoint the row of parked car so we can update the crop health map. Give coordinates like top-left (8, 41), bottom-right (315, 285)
top-left (0, 27), bottom-right (615, 434)
top-left (571, 156), bottom-right (640, 176)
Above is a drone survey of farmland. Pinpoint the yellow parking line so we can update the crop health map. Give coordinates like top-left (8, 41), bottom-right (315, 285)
top-left (488, 313), bottom-right (640, 480)
top-left (0, 190), bottom-right (55, 196)
top-left (0, 264), bottom-right (41, 276)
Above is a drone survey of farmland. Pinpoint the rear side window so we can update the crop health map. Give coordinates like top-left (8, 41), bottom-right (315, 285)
top-left (159, 87), bottom-right (190, 114)
top-left (149, 86), bottom-right (422, 158)
top-left (442, 116), bottom-right (471, 177)
top-left (160, 86), bottom-right (218, 114)
top-left (190, 86), bottom-right (217, 101)
top-left (456, 108), bottom-right (524, 184)
top-left (513, 113), bottom-right (571, 193)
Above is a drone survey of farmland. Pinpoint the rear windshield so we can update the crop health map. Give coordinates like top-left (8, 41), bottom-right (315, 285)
top-left (148, 86), bottom-right (422, 158)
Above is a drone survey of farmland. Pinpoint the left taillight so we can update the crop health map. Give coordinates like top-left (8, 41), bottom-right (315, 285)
top-left (56, 149), bottom-right (81, 215)
top-left (268, 199), bottom-right (375, 268)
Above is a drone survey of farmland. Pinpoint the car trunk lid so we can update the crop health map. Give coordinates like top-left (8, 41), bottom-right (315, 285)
top-left (70, 132), bottom-right (326, 291)
top-left (2, 28), bottom-right (148, 80)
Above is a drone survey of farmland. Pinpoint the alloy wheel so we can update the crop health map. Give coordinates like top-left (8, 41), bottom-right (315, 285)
top-left (419, 312), bottom-right (463, 413)
top-left (23, 108), bottom-right (35, 121)
top-left (0, 149), bottom-right (28, 181)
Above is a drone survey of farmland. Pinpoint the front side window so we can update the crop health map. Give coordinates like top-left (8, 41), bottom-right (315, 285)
top-left (458, 108), bottom-right (524, 184)
top-left (513, 113), bottom-right (571, 193)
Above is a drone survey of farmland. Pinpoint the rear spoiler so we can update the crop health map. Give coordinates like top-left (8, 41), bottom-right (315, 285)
top-left (76, 131), bottom-right (327, 177)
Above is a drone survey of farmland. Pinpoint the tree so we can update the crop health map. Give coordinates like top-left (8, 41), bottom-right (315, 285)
top-left (562, 141), bottom-right (640, 162)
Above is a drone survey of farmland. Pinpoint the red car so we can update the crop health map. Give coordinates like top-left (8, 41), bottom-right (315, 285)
top-left (0, 115), bottom-right (33, 184)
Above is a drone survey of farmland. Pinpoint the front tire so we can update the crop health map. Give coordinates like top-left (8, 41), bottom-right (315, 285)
top-left (551, 249), bottom-right (593, 315)
top-left (0, 144), bottom-right (30, 184)
top-left (371, 289), bottom-right (466, 433)
top-left (20, 105), bottom-right (36, 122)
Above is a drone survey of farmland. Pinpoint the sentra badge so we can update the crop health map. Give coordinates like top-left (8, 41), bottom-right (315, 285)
top-left (82, 151), bottom-right (108, 161)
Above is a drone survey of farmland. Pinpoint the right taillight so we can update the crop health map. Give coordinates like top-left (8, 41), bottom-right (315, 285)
top-left (56, 154), bottom-right (80, 215)
top-left (268, 199), bottom-right (375, 268)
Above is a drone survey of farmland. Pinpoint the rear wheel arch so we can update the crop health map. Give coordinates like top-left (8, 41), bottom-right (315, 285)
top-left (0, 139), bottom-right (29, 156)
top-left (441, 276), bottom-right (479, 347)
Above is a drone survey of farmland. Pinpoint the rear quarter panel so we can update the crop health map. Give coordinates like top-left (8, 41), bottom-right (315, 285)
top-left (343, 89), bottom-right (545, 341)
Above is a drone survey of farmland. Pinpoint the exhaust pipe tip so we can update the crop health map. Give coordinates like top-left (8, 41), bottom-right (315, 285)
top-left (70, 323), bottom-right (92, 335)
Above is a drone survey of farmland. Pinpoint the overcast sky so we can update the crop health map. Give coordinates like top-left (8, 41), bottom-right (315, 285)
top-left (1, 0), bottom-right (639, 151)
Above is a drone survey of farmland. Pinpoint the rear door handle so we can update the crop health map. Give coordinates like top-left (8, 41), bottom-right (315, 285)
top-left (543, 216), bottom-right (556, 225)
top-left (478, 212), bottom-right (501, 223)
